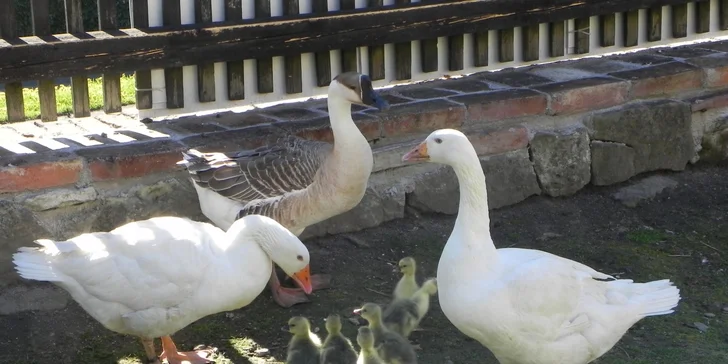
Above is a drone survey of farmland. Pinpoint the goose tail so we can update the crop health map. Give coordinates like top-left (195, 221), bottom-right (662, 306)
top-left (13, 239), bottom-right (67, 282)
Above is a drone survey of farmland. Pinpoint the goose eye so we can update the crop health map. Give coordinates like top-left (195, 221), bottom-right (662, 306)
top-left (290, 324), bottom-right (296, 328)
top-left (434, 138), bottom-right (443, 144)
top-left (297, 255), bottom-right (304, 261)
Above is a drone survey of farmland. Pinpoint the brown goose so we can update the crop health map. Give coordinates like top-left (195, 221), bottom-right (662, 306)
top-left (179, 72), bottom-right (388, 307)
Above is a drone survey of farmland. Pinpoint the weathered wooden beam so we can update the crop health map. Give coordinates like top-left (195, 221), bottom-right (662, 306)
top-left (65, 0), bottom-right (90, 118)
top-left (130, 0), bottom-right (152, 110)
top-left (98, 0), bottom-right (122, 113)
top-left (196, 0), bottom-right (216, 103)
top-left (225, 0), bottom-right (245, 101)
top-left (31, 0), bottom-right (57, 122)
top-left (0, 0), bottom-right (696, 83)
top-left (1, 0), bottom-right (25, 122)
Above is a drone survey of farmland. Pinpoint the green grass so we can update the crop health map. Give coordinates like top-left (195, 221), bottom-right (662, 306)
top-left (0, 74), bottom-right (136, 122)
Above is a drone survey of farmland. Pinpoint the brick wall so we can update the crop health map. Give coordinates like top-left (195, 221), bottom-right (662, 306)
top-left (1, 40), bottom-right (728, 284)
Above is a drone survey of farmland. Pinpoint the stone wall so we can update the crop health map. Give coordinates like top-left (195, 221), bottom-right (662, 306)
top-left (2, 41), bottom-right (728, 287)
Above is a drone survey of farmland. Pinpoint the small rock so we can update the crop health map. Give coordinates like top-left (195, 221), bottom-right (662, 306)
top-left (723, 306), bottom-right (728, 313)
top-left (705, 313), bottom-right (716, 318)
top-left (691, 322), bottom-right (709, 333)
top-left (313, 326), bottom-right (320, 333)
top-left (254, 348), bottom-right (270, 357)
top-left (225, 312), bottom-right (235, 319)
top-left (537, 232), bottom-right (562, 242)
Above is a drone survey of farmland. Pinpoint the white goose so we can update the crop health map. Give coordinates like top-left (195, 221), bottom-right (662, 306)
top-left (13, 214), bottom-right (311, 364)
top-left (179, 72), bottom-right (388, 307)
top-left (401, 129), bottom-right (681, 364)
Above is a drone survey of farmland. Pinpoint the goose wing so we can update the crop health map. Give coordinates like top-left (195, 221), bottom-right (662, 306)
top-left (183, 136), bottom-right (332, 205)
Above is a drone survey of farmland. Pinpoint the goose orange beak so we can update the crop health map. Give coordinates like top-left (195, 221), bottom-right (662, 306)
top-left (291, 265), bottom-right (313, 294)
top-left (402, 141), bottom-right (429, 162)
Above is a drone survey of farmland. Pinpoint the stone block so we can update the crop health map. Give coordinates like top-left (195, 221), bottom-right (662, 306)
top-left (22, 187), bottom-right (98, 211)
top-left (480, 149), bottom-right (541, 209)
top-left (0, 200), bottom-right (51, 286)
top-left (405, 149), bottom-right (541, 214)
top-left (530, 126), bottom-right (591, 197)
top-left (609, 62), bottom-right (703, 98)
top-left (586, 99), bottom-right (693, 174)
top-left (379, 100), bottom-right (465, 138)
top-left (406, 165), bottom-right (459, 215)
top-left (685, 54), bottom-right (728, 88)
top-left (590, 141), bottom-right (636, 186)
top-left (450, 89), bottom-right (547, 122)
top-left (300, 170), bottom-right (415, 239)
top-left (532, 77), bottom-right (630, 115)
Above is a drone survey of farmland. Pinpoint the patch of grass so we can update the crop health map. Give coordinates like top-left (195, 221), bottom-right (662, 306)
top-left (627, 228), bottom-right (667, 244)
top-left (0, 74), bottom-right (136, 122)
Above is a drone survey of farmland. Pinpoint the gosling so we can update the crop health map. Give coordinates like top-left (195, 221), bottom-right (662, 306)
top-left (286, 316), bottom-right (321, 364)
top-left (321, 314), bottom-right (358, 364)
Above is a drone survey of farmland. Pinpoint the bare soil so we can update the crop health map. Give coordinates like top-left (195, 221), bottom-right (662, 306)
top-left (0, 163), bottom-right (726, 364)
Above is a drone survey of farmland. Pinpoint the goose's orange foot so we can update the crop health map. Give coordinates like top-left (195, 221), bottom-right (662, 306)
top-left (160, 336), bottom-right (213, 364)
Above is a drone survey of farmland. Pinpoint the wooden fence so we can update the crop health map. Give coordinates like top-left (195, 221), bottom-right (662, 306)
top-left (1, 0), bottom-right (728, 122)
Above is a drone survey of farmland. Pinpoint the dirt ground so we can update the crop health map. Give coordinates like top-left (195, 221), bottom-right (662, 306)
top-left (0, 162), bottom-right (726, 364)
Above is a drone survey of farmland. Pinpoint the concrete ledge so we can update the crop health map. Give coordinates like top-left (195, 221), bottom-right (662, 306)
top-left (2, 41), bottom-right (728, 287)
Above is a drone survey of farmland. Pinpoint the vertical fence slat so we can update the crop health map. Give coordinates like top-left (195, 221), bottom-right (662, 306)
top-left (421, 37), bottom-right (438, 73)
top-left (673, 3), bottom-right (689, 38)
top-left (130, 0), bottom-right (152, 110)
top-left (340, 0), bottom-right (358, 73)
top-left (313, 0), bottom-right (332, 85)
top-left (550, 21), bottom-right (565, 57)
top-left (600, 14), bottom-right (616, 47)
top-left (522, 25), bottom-right (539, 61)
top-left (473, 31), bottom-right (488, 67)
top-left (367, 0), bottom-right (385, 80)
top-left (647, 7), bottom-right (662, 41)
top-left (498, 29), bottom-right (514, 62)
top-left (225, 0), bottom-right (245, 100)
top-left (162, 0), bottom-right (184, 109)
top-left (696, 0), bottom-right (711, 33)
top-left (284, 0), bottom-right (303, 93)
top-left (721, 0), bottom-right (728, 29)
top-left (394, 0), bottom-right (412, 80)
top-left (448, 34), bottom-right (464, 71)
top-left (1, 0), bottom-right (25, 122)
top-left (255, 0), bottom-right (274, 93)
top-left (624, 10), bottom-right (639, 46)
top-left (195, 0), bottom-right (216, 102)
top-left (574, 18), bottom-right (590, 54)
top-left (65, 0), bottom-right (91, 117)
top-left (98, 0), bottom-right (122, 113)
top-left (31, 0), bottom-right (51, 35)
top-left (419, 0), bottom-right (439, 73)
top-left (32, 0), bottom-right (57, 121)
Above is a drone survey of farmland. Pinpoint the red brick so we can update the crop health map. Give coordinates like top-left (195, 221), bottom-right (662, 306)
top-left (609, 62), bottom-right (703, 98)
top-left (450, 89), bottom-right (547, 122)
top-left (0, 159), bottom-right (82, 192)
top-left (532, 78), bottom-right (630, 115)
top-left (276, 114), bottom-right (381, 143)
top-left (380, 100), bottom-right (465, 138)
top-left (467, 126), bottom-right (529, 156)
top-left (78, 140), bottom-right (186, 181)
top-left (685, 89), bottom-right (728, 112)
top-left (686, 55), bottom-right (728, 88)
